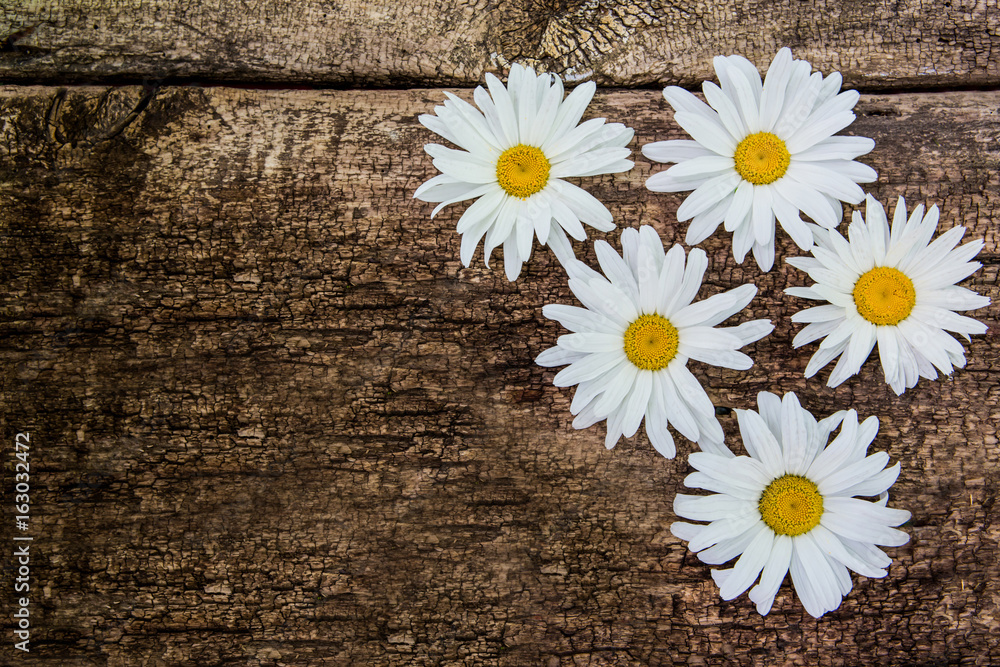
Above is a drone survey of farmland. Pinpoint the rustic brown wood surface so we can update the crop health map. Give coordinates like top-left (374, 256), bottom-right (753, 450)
top-left (1, 84), bottom-right (998, 665)
top-left (2, 0), bottom-right (999, 88)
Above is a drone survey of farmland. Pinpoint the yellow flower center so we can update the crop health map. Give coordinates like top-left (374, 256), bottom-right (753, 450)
top-left (733, 132), bottom-right (791, 185)
top-left (758, 475), bottom-right (824, 537)
top-left (495, 144), bottom-right (550, 199)
top-left (852, 266), bottom-right (916, 326)
top-left (623, 314), bottom-right (679, 371)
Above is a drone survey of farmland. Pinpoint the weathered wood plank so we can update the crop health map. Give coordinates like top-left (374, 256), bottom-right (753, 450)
top-left (1, 85), bottom-right (999, 665)
top-left (1, 0), bottom-right (998, 88)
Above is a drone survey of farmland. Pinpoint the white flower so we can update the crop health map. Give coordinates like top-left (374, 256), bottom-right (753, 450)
top-left (671, 391), bottom-right (910, 618)
top-left (414, 64), bottom-right (635, 281)
top-left (535, 225), bottom-right (773, 458)
top-left (786, 195), bottom-right (990, 394)
top-left (643, 48), bottom-right (877, 271)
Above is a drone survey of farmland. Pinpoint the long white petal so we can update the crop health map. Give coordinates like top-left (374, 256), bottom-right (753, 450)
top-left (642, 139), bottom-right (717, 164)
top-left (716, 528), bottom-right (774, 600)
top-left (748, 533), bottom-right (792, 614)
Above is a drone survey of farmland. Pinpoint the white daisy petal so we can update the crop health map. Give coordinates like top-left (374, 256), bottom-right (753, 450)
top-left (755, 391), bottom-right (782, 434)
top-left (789, 162), bottom-right (865, 204)
top-left (775, 70), bottom-right (824, 137)
top-left (791, 534), bottom-right (845, 616)
top-left (544, 81), bottom-right (596, 146)
top-left (736, 409), bottom-right (783, 476)
top-left (676, 172), bottom-right (742, 222)
top-left (549, 180), bottom-right (616, 232)
top-left (558, 332), bottom-right (627, 354)
top-left (715, 528), bottom-right (774, 600)
top-left (816, 452), bottom-right (890, 496)
top-left (785, 111), bottom-right (857, 153)
top-left (571, 398), bottom-right (604, 429)
top-left (724, 180), bottom-right (754, 233)
top-left (675, 493), bottom-right (752, 522)
top-left (689, 452), bottom-right (771, 491)
top-left (794, 136), bottom-right (875, 161)
top-left (645, 401), bottom-right (676, 459)
top-left (686, 197), bottom-right (731, 246)
top-left (441, 92), bottom-right (504, 152)
top-left (748, 534), bottom-right (792, 615)
top-left (593, 361), bottom-right (639, 420)
top-left (698, 521), bottom-right (766, 564)
top-left (670, 248), bottom-right (709, 314)
top-left (671, 285), bottom-right (758, 329)
top-left (673, 393), bottom-right (909, 618)
top-left (690, 516), bottom-right (760, 553)
top-left (751, 185), bottom-right (775, 245)
top-left (679, 346), bottom-right (753, 370)
top-left (621, 370), bottom-right (653, 438)
top-left (714, 56), bottom-right (760, 132)
top-left (751, 238), bottom-right (776, 272)
top-left (757, 47), bottom-right (793, 132)
top-left (418, 65), bottom-right (633, 281)
top-left (771, 188), bottom-right (814, 250)
top-left (788, 540), bottom-right (828, 618)
top-left (535, 345), bottom-right (586, 368)
top-left (642, 139), bottom-right (717, 164)
top-left (645, 169), bottom-right (711, 194)
top-left (732, 218), bottom-right (754, 263)
top-left (542, 303), bottom-right (619, 334)
top-left (595, 240), bottom-right (640, 300)
top-left (653, 371), bottom-right (699, 442)
top-left (674, 111), bottom-right (738, 156)
top-left (485, 72), bottom-right (519, 147)
top-left (806, 409), bottom-right (858, 479)
top-left (502, 236), bottom-right (523, 281)
top-left (822, 499), bottom-right (911, 547)
top-left (811, 525), bottom-right (886, 579)
top-left (703, 80), bottom-right (748, 138)
top-left (788, 196), bottom-right (989, 392)
top-left (683, 471), bottom-right (758, 500)
top-left (779, 392), bottom-right (811, 474)
top-left (604, 402), bottom-right (628, 449)
top-left (568, 276), bottom-right (630, 327)
top-left (773, 179), bottom-right (841, 228)
top-left (838, 462), bottom-right (901, 498)
top-left (664, 155), bottom-right (736, 181)
top-left (460, 215), bottom-right (493, 266)
top-left (826, 319), bottom-right (876, 387)
top-left (552, 350), bottom-right (624, 387)
top-left (414, 173), bottom-right (471, 202)
top-left (718, 319), bottom-right (774, 346)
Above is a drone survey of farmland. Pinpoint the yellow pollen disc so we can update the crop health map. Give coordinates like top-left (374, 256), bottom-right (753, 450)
top-left (495, 144), bottom-right (550, 199)
top-left (852, 266), bottom-right (916, 326)
top-left (623, 314), bottom-right (679, 371)
top-left (758, 475), bottom-right (824, 537)
top-left (733, 132), bottom-right (791, 185)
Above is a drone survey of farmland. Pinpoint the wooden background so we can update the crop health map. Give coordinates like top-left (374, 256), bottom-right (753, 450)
top-left (1, 1), bottom-right (998, 665)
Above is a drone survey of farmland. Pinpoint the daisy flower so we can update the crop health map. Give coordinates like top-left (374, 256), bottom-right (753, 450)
top-left (414, 64), bottom-right (635, 281)
top-left (643, 48), bottom-right (877, 271)
top-left (535, 225), bottom-right (773, 458)
top-left (671, 391), bottom-right (910, 618)
top-left (786, 195), bottom-right (990, 394)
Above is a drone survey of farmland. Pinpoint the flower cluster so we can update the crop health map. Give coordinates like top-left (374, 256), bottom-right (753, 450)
top-left (415, 51), bottom-right (990, 618)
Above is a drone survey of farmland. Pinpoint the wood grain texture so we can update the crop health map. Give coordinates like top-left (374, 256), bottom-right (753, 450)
top-left (1, 85), bottom-right (999, 665)
top-left (1, 0), bottom-right (998, 88)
